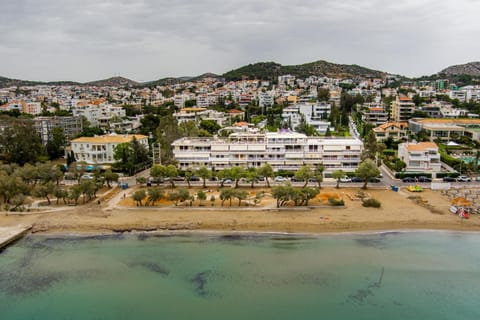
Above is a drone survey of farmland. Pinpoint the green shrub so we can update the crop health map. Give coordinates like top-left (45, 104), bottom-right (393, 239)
top-left (362, 198), bottom-right (381, 208)
top-left (328, 197), bottom-right (345, 206)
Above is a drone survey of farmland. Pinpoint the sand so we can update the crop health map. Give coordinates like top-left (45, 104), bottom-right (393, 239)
top-left (1, 186), bottom-right (479, 235)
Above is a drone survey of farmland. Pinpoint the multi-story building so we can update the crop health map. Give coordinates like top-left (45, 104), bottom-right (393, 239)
top-left (33, 116), bottom-right (83, 145)
top-left (398, 142), bottom-right (441, 173)
top-left (72, 103), bottom-right (125, 129)
top-left (390, 95), bottom-right (415, 122)
top-left (172, 131), bottom-right (363, 174)
top-left (70, 133), bottom-right (148, 164)
top-left (373, 122), bottom-right (409, 141)
top-left (361, 103), bottom-right (389, 126)
top-left (282, 102), bottom-right (331, 134)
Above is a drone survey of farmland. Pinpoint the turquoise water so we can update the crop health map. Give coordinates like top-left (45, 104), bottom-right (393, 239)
top-left (1, 232), bottom-right (480, 320)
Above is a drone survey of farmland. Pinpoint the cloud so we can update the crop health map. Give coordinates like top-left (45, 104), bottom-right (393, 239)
top-left (0, 0), bottom-right (479, 81)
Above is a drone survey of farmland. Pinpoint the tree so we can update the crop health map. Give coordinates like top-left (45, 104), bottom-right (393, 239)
top-left (298, 187), bottom-right (319, 206)
top-left (317, 88), bottom-right (330, 102)
top-left (196, 166), bottom-right (211, 188)
top-left (164, 165), bottom-right (179, 188)
top-left (199, 120), bottom-right (221, 135)
top-left (150, 164), bottom-right (165, 185)
top-left (196, 190), bottom-right (207, 206)
top-left (133, 189), bottom-right (146, 206)
top-left (230, 166), bottom-right (246, 188)
top-left (219, 188), bottom-right (234, 207)
top-left (233, 189), bottom-right (249, 206)
top-left (0, 117), bottom-right (45, 165)
top-left (32, 182), bottom-right (55, 205)
top-left (103, 169), bottom-right (119, 188)
top-left (355, 159), bottom-right (380, 189)
top-left (258, 163), bottom-right (274, 188)
top-left (272, 185), bottom-right (295, 208)
top-left (54, 187), bottom-right (68, 205)
top-left (148, 187), bottom-right (164, 206)
top-left (295, 165), bottom-right (314, 188)
top-left (113, 142), bottom-right (134, 174)
top-left (331, 170), bottom-right (345, 189)
top-left (69, 185), bottom-right (82, 205)
top-left (46, 127), bottom-right (66, 160)
top-left (246, 167), bottom-right (259, 188)
top-left (313, 163), bottom-right (324, 189)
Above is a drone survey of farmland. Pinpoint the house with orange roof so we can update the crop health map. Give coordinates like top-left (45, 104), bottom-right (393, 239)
top-left (70, 133), bottom-right (148, 164)
top-left (398, 142), bottom-right (441, 173)
top-left (373, 122), bottom-right (409, 141)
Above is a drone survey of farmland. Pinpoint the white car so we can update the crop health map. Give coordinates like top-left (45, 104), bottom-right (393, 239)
top-left (340, 176), bottom-right (352, 183)
top-left (457, 176), bottom-right (471, 182)
top-left (274, 176), bottom-right (287, 182)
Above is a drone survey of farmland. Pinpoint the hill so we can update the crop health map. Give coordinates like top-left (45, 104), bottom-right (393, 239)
top-left (86, 76), bottom-right (138, 87)
top-left (222, 60), bottom-right (386, 81)
top-left (440, 62), bottom-right (480, 77)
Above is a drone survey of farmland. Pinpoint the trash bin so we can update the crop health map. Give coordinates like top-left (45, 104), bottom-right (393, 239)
top-left (391, 185), bottom-right (399, 192)
top-left (121, 183), bottom-right (129, 189)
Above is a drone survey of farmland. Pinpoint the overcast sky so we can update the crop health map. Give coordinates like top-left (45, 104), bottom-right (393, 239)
top-left (1, 0), bottom-right (479, 82)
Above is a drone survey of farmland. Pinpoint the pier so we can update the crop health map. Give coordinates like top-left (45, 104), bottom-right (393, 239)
top-left (0, 225), bottom-right (32, 251)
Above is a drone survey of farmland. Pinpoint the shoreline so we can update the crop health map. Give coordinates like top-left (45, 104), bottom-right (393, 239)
top-left (1, 187), bottom-right (479, 240)
top-left (21, 227), bottom-right (480, 240)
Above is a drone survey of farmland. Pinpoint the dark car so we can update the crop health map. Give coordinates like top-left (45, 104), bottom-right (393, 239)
top-left (402, 177), bottom-right (416, 183)
top-left (351, 177), bottom-right (364, 183)
top-left (189, 176), bottom-right (200, 181)
top-left (442, 176), bottom-right (456, 182)
top-left (369, 177), bottom-right (381, 183)
top-left (417, 176), bottom-right (432, 183)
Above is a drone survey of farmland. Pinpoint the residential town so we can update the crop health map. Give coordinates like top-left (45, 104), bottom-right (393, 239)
top-left (0, 70), bottom-right (480, 213)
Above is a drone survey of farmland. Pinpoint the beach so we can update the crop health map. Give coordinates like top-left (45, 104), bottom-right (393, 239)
top-left (1, 186), bottom-right (479, 235)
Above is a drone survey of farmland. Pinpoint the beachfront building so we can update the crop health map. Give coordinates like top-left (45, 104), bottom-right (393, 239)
top-left (172, 131), bottom-right (363, 174)
top-left (398, 142), bottom-right (441, 173)
top-left (373, 122), bottom-right (409, 142)
top-left (70, 133), bottom-right (148, 164)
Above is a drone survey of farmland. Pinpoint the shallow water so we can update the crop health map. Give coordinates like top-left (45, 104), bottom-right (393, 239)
top-left (1, 231), bottom-right (480, 320)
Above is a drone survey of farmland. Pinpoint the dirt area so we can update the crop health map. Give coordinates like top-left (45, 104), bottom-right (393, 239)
top-left (1, 186), bottom-right (480, 235)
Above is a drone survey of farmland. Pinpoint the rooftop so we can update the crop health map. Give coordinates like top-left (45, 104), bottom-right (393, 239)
top-left (72, 134), bottom-right (148, 144)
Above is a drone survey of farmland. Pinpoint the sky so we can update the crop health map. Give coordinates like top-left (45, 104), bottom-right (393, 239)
top-left (1, 0), bottom-right (479, 82)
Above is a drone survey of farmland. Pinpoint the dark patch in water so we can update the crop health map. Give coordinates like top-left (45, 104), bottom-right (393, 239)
top-left (0, 269), bottom-right (65, 296)
top-left (42, 233), bottom-right (124, 243)
top-left (348, 267), bottom-right (385, 304)
top-left (190, 270), bottom-right (213, 297)
top-left (354, 237), bottom-right (386, 249)
top-left (131, 261), bottom-right (170, 276)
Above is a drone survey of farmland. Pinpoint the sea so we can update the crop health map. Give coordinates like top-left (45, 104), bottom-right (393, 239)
top-left (1, 231), bottom-right (479, 320)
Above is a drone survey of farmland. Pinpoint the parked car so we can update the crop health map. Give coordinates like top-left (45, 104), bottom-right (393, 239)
top-left (369, 177), bottom-right (381, 183)
top-left (340, 176), bottom-right (352, 183)
top-left (290, 177), bottom-right (304, 182)
top-left (442, 176), bottom-right (456, 182)
top-left (402, 177), bottom-right (416, 183)
top-left (351, 177), bottom-right (364, 183)
top-left (274, 176), bottom-right (287, 182)
top-left (189, 176), bottom-right (200, 181)
top-left (457, 176), bottom-right (471, 182)
top-left (417, 176), bottom-right (432, 183)
top-left (476, 176), bottom-right (480, 182)
top-left (222, 179), bottom-right (233, 184)
top-left (308, 177), bottom-right (318, 182)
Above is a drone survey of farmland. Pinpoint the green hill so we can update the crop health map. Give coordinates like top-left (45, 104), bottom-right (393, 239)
top-left (222, 60), bottom-right (386, 81)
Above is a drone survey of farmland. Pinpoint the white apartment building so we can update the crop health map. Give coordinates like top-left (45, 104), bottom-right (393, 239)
top-left (398, 142), bottom-right (441, 173)
top-left (172, 131), bottom-right (363, 174)
top-left (70, 134), bottom-right (148, 164)
top-left (173, 107), bottom-right (227, 125)
top-left (282, 102), bottom-right (331, 134)
top-left (258, 92), bottom-right (274, 108)
top-left (72, 104), bottom-right (125, 128)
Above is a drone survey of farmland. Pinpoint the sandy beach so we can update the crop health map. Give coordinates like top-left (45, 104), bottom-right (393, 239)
top-left (1, 186), bottom-right (479, 235)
